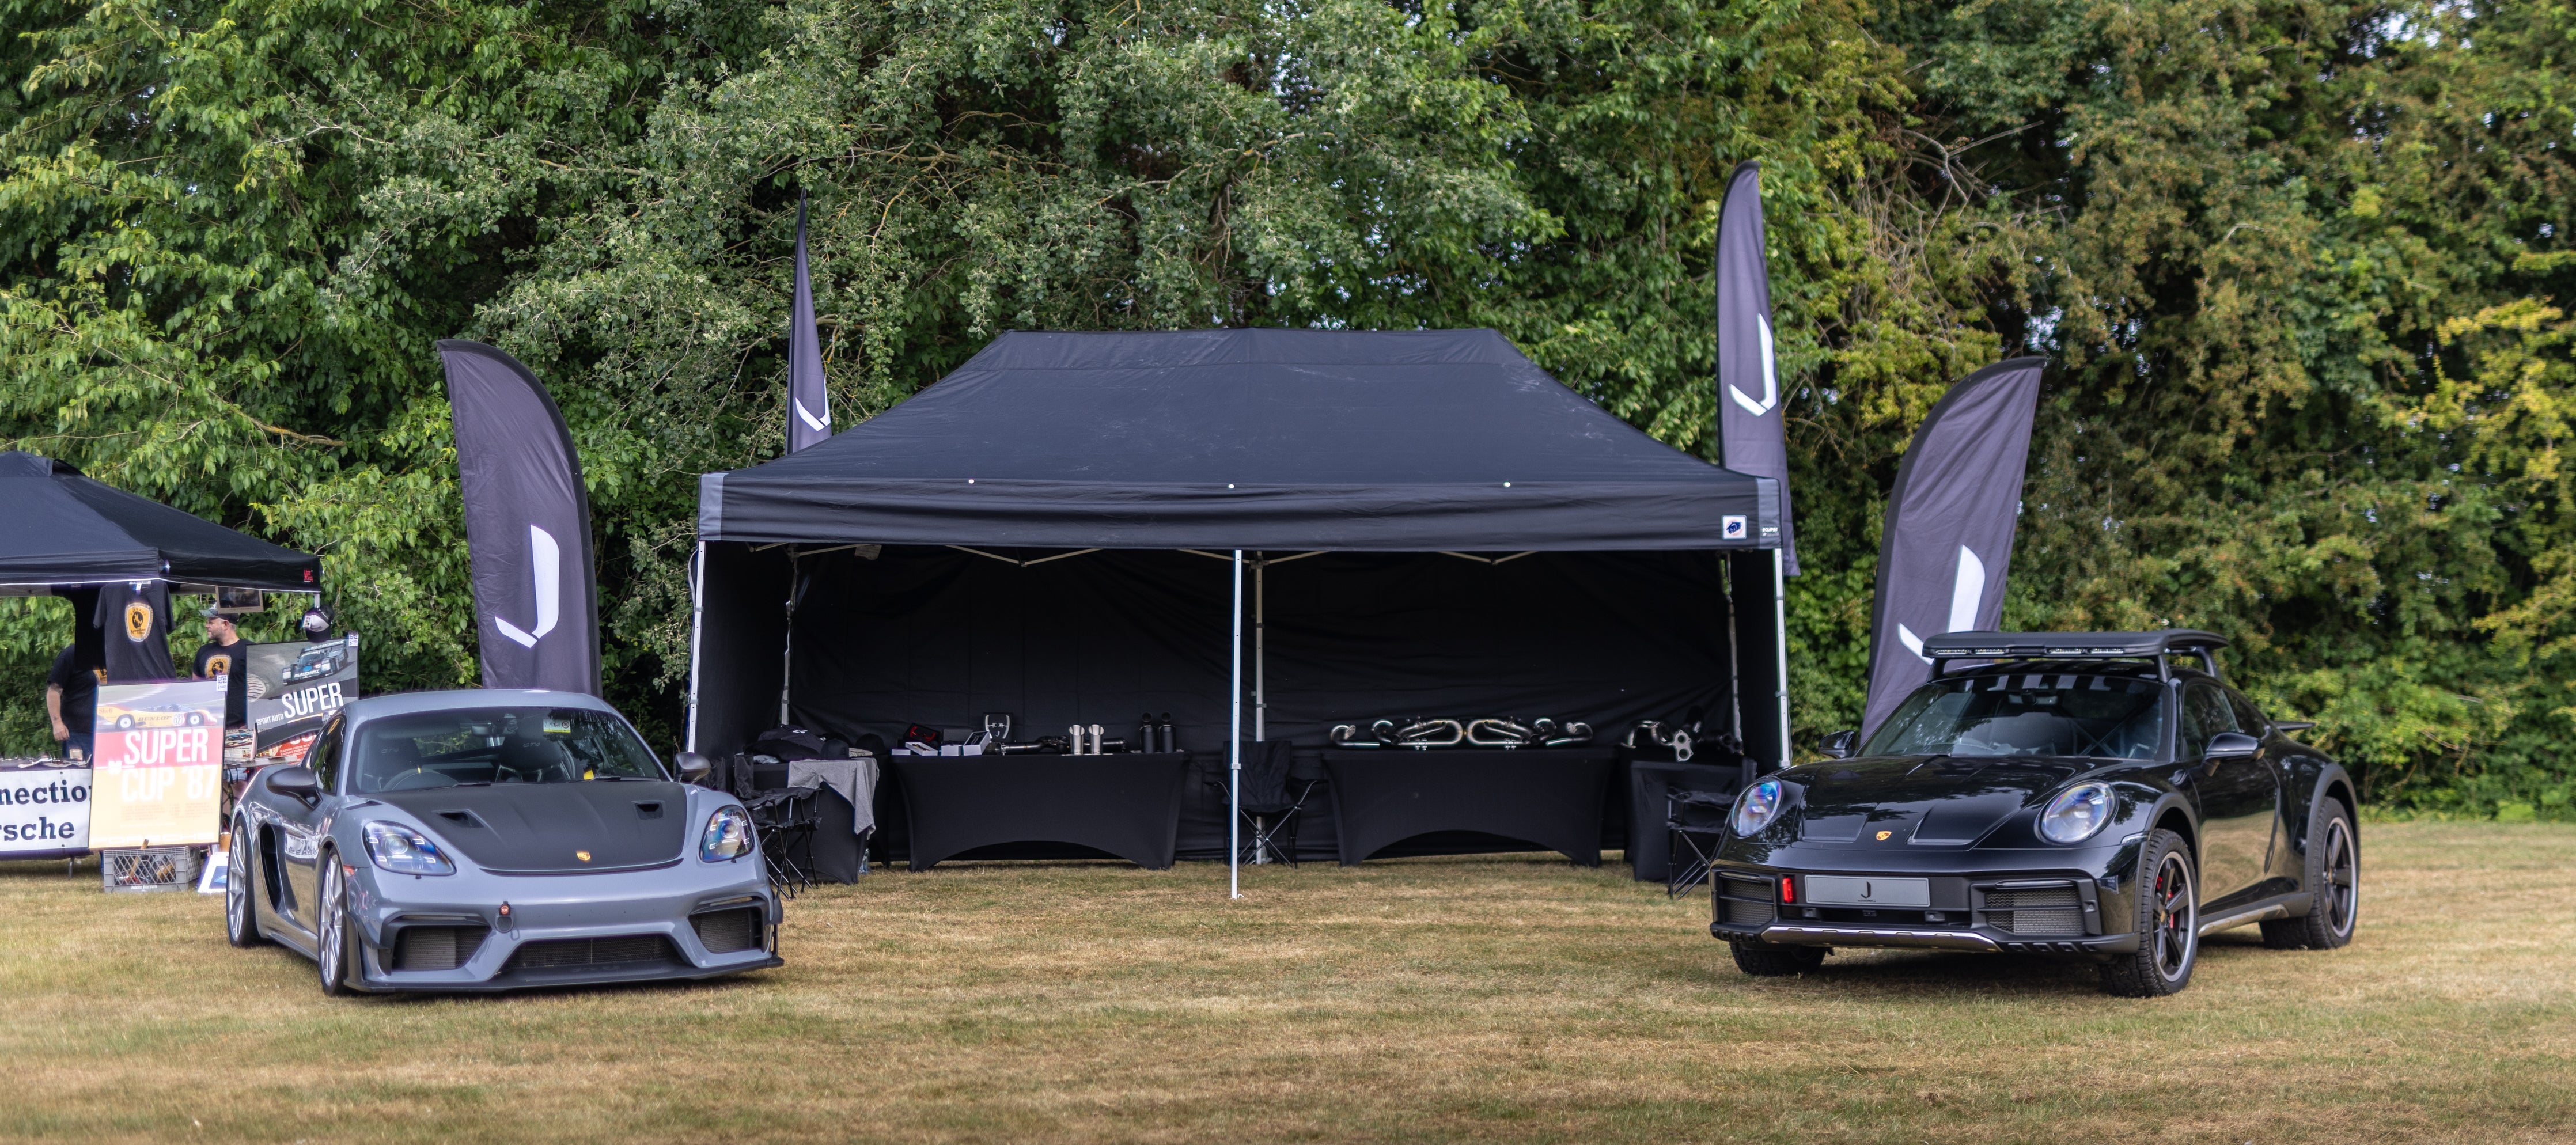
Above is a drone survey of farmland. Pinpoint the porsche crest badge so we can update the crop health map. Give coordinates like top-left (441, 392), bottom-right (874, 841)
top-left (575, 851), bottom-right (592, 862)
top-left (124, 601), bottom-right (154, 641)
top-left (1875, 830), bottom-right (1894, 841)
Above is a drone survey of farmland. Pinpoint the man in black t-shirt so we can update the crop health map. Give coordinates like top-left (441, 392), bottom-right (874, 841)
top-left (192, 607), bottom-right (249, 728)
top-left (46, 644), bottom-right (99, 760)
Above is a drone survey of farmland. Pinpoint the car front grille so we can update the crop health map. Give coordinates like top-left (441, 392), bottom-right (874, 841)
top-left (392, 924), bottom-right (489, 972)
top-left (691, 908), bottom-right (765, 954)
top-left (1717, 875), bottom-right (1776, 926)
top-left (1985, 886), bottom-right (2083, 936)
top-left (504, 934), bottom-right (675, 972)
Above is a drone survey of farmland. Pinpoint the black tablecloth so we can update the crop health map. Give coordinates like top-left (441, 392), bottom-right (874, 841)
top-left (889, 753), bottom-right (1190, 871)
top-left (1323, 748), bottom-right (1616, 866)
top-left (1626, 760), bottom-right (1744, 882)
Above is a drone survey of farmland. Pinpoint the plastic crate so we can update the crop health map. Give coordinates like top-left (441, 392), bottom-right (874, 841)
top-left (100, 847), bottom-right (202, 893)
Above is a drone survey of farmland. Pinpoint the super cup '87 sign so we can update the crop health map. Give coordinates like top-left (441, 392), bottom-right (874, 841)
top-left (89, 680), bottom-right (224, 848)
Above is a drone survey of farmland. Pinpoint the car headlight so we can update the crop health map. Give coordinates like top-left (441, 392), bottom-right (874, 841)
top-left (361, 821), bottom-right (455, 875)
top-left (1732, 779), bottom-right (1786, 837)
top-left (2038, 782), bottom-right (2115, 844)
top-left (700, 805), bottom-right (754, 861)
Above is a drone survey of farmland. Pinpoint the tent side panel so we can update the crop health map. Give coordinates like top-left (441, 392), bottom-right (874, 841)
top-left (1729, 551), bottom-right (1787, 774)
top-left (694, 542), bottom-right (790, 759)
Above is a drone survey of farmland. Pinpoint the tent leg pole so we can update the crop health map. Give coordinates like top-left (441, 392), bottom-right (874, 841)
top-left (1255, 556), bottom-right (1265, 744)
top-left (685, 541), bottom-right (706, 755)
top-left (1771, 549), bottom-right (1791, 772)
top-left (781, 553), bottom-right (797, 726)
top-left (1230, 549), bottom-right (1245, 900)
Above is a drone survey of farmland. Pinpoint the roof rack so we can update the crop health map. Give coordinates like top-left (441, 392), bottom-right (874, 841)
top-left (1920, 628), bottom-right (2228, 682)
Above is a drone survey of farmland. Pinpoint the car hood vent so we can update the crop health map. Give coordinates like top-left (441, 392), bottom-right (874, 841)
top-left (377, 782), bottom-right (690, 873)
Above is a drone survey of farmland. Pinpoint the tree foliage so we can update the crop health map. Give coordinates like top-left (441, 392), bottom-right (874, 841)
top-left (3, 0), bottom-right (2569, 814)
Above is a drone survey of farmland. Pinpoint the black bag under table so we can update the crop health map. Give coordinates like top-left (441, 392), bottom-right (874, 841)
top-left (889, 752), bottom-right (1191, 871)
top-left (1323, 748), bottom-right (1617, 866)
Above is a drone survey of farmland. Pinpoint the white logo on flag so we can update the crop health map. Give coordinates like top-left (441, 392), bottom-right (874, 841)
top-left (494, 525), bottom-right (560, 649)
top-left (794, 399), bottom-right (830, 433)
top-left (1722, 515), bottom-right (1748, 540)
top-left (1896, 545), bottom-right (1988, 664)
top-left (1728, 316), bottom-right (1779, 418)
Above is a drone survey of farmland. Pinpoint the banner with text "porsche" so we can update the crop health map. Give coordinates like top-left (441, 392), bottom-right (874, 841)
top-left (439, 340), bottom-right (601, 695)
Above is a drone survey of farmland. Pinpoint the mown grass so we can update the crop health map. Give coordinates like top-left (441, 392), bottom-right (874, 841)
top-left (2, 821), bottom-right (2570, 1143)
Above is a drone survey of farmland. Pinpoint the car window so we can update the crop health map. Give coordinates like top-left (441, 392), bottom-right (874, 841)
top-left (2179, 683), bottom-right (2238, 760)
top-left (350, 706), bottom-right (669, 793)
top-left (2227, 690), bottom-right (2268, 737)
top-left (1862, 673), bottom-right (2165, 760)
top-left (308, 714), bottom-right (346, 794)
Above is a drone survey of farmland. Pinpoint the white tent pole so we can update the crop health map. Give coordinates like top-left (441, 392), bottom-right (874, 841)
top-left (1230, 548), bottom-right (1245, 900)
top-left (685, 541), bottom-right (706, 754)
top-left (1771, 548), bottom-right (1792, 770)
top-left (1255, 555), bottom-right (1266, 743)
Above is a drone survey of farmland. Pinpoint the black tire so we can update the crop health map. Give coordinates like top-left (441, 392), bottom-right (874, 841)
top-left (315, 854), bottom-right (361, 996)
top-left (1730, 940), bottom-right (1828, 976)
top-left (224, 820), bottom-right (263, 948)
top-left (2101, 828), bottom-right (2198, 997)
top-left (2263, 800), bottom-right (2358, 950)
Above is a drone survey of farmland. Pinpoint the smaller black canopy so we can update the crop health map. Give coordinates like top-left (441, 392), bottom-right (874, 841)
top-left (699, 328), bottom-right (1780, 551)
top-left (0, 452), bottom-right (322, 592)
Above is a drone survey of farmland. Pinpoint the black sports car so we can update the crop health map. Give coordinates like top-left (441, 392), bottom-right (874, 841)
top-left (1709, 630), bottom-right (2359, 996)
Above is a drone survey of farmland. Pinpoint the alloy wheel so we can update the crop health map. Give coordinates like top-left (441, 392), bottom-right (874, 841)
top-left (224, 826), bottom-right (251, 942)
top-left (2151, 850), bottom-right (2195, 981)
top-left (2321, 817), bottom-right (2358, 938)
top-left (317, 860), bottom-right (345, 989)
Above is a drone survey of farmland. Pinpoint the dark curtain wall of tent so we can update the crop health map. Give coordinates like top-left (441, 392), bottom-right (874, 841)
top-left (783, 548), bottom-right (1728, 754)
top-left (691, 541), bottom-right (790, 759)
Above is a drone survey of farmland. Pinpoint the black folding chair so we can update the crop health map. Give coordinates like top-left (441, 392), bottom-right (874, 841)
top-left (1206, 741), bottom-right (1315, 866)
top-left (1666, 788), bottom-right (1735, 897)
top-left (744, 782), bottom-right (821, 898)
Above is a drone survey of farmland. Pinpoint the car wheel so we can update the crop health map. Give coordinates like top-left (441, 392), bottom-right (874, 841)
top-left (116, 714), bottom-right (135, 730)
top-left (2263, 801), bottom-right (2358, 950)
top-left (1729, 939), bottom-right (1828, 976)
top-left (316, 854), bottom-right (361, 996)
top-left (2100, 828), bottom-right (2197, 997)
top-left (187, 711), bottom-right (204, 726)
top-left (225, 820), bottom-right (263, 948)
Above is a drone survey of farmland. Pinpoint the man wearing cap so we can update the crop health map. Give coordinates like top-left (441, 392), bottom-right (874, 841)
top-left (192, 607), bottom-right (249, 728)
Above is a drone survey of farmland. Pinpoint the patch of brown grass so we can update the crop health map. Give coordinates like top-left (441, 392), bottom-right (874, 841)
top-left (2, 821), bottom-right (2570, 1143)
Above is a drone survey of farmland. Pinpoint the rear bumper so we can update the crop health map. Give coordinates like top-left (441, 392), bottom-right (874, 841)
top-left (1722, 922), bottom-right (2139, 956)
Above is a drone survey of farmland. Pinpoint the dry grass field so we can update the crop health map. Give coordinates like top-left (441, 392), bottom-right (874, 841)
top-left (2, 820), bottom-right (2570, 1143)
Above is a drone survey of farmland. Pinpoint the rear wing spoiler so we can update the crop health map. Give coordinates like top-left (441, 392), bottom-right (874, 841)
top-left (1920, 628), bottom-right (2228, 682)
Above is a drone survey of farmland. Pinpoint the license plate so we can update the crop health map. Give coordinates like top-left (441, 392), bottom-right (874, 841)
top-left (1803, 875), bottom-right (1930, 908)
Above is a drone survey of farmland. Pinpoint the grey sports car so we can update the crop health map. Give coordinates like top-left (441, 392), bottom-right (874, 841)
top-left (225, 689), bottom-right (781, 994)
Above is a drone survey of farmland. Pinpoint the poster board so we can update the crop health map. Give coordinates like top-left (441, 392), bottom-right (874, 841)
top-left (0, 758), bottom-right (90, 858)
top-left (89, 680), bottom-right (223, 848)
top-left (243, 633), bottom-right (358, 762)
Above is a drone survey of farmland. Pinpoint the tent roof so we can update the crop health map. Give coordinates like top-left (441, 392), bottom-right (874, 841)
top-left (699, 328), bottom-right (1780, 551)
top-left (0, 452), bottom-right (323, 593)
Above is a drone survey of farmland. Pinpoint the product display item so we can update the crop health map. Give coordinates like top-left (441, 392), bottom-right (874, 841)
top-left (1329, 716), bottom-right (1592, 750)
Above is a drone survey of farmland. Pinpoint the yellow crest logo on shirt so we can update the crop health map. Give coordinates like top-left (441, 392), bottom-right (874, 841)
top-left (1875, 830), bottom-right (1894, 841)
top-left (123, 601), bottom-right (154, 640)
top-left (575, 851), bottom-right (592, 862)
top-left (206, 654), bottom-right (231, 677)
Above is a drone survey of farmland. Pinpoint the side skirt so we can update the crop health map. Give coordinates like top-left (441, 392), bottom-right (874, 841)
top-left (2198, 892), bottom-right (2315, 937)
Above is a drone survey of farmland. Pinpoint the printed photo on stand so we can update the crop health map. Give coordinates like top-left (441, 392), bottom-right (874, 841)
top-left (90, 680), bottom-right (225, 850)
top-left (243, 633), bottom-right (359, 764)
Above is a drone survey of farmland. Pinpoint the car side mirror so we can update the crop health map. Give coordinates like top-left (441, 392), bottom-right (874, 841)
top-left (2205, 731), bottom-right (2260, 760)
top-left (267, 765), bottom-right (320, 802)
top-left (673, 752), bottom-right (713, 784)
top-left (1819, 730), bottom-right (1860, 760)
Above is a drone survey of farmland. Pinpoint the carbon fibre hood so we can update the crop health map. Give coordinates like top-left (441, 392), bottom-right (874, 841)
top-left (373, 781), bottom-right (690, 873)
top-left (1791, 755), bottom-right (2088, 845)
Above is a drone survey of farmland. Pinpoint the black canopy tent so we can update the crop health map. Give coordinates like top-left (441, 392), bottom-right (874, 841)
top-left (0, 452), bottom-right (321, 594)
top-left (688, 329), bottom-right (1790, 889)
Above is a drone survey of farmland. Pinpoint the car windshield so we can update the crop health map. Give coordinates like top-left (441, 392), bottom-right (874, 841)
top-left (350, 706), bottom-right (668, 793)
top-left (1862, 672), bottom-right (2165, 760)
